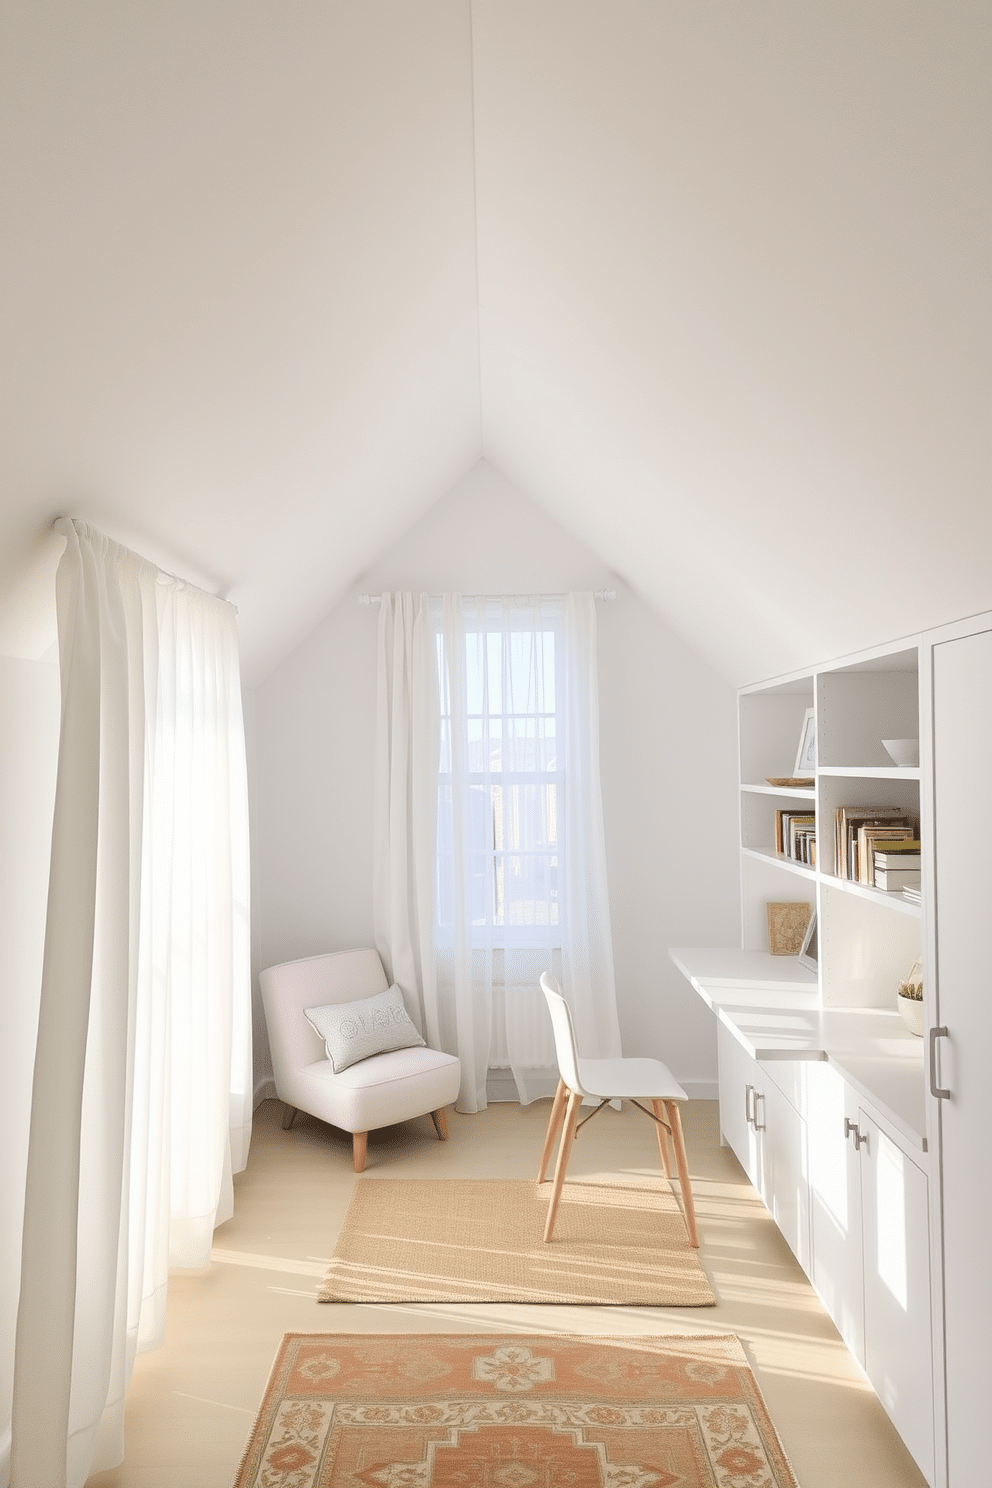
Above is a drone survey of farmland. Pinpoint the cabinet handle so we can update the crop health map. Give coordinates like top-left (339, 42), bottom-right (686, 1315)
top-left (745, 1084), bottom-right (755, 1125)
top-left (929, 1025), bottom-right (950, 1100)
top-left (844, 1117), bottom-right (868, 1150)
top-left (753, 1090), bottom-right (766, 1132)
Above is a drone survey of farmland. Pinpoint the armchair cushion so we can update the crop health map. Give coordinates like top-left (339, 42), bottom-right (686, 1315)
top-left (305, 984), bottom-right (425, 1072)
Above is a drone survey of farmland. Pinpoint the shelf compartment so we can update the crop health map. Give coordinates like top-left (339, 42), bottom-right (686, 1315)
top-left (816, 657), bottom-right (919, 771)
top-left (816, 773), bottom-right (920, 880)
top-left (819, 878), bottom-right (921, 1010)
top-left (740, 850), bottom-right (817, 954)
top-left (741, 791), bottom-right (817, 865)
top-left (739, 683), bottom-right (814, 785)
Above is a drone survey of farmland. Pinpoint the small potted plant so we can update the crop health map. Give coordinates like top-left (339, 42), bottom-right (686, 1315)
top-left (896, 958), bottom-right (924, 1036)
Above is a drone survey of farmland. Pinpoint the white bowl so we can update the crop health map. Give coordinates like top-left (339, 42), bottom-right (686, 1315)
top-left (882, 737), bottom-right (919, 767)
top-left (896, 992), bottom-right (925, 1036)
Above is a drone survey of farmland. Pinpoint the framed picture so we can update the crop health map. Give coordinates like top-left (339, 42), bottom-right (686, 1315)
top-left (798, 911), bottom-right (818, 973)
top-left (766, 901), bottom-right (813, 956)
top-left (794, 708), bottom-right (817, 775)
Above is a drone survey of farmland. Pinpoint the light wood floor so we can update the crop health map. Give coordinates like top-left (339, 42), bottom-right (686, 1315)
top-left (87, 1096), bottom-right (929, 1487)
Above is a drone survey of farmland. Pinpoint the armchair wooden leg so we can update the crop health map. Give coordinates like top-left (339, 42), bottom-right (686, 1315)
top-left (665, 1101), bottom-right (699, 1248)
top-left (281, 1104), bottom-right (298, 1131)
top-left (431, 1107), bottom-right (449, 1141)
top-left (352, 1132), bottom-right (368, 1173)
top-left (537, 1078), bottom-right (568, 1183)
top-left (543, 1090), bottom-right (581, 1242)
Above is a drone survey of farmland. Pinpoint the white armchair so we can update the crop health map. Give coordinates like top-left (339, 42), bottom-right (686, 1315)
top-left (259, 948), bottom-right (460, 1172)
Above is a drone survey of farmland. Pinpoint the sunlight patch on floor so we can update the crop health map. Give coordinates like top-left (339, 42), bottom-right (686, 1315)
top-left (210, 1247), bottom-right (325, 1277)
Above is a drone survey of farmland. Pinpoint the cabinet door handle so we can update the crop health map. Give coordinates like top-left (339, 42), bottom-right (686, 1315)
top-left (929, 1025), bottom-right (950, 1100)
top-left (753, 1090), bottom-right (766, 1132)
top-left (745, 1084), bottom-right (755, 1125)
top-left (844, 1117), bottom-right (868, 1150)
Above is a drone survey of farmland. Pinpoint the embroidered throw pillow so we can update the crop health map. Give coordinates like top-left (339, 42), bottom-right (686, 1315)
top-left (304, 985), bottom-right (425, 1072)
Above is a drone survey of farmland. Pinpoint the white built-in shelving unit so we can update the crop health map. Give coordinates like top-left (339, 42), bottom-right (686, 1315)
top-left (672, 635), bottom-right (936, 1484)
top-left (735, 645), bottom-right (926, 1111)
top-left (673, 614), bottom-right (992, 1488)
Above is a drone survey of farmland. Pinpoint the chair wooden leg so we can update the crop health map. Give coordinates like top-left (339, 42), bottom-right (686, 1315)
top-left (665, 1101), bottom-right (699, 1248)
top-left (352, 1131), bottom-right (368, 1173)
top-left (650, 1098), bottom-right (673, 1179)
top-left (431, 1107), bottom-right (449, 1141)
top-left (281, 1104), bottom-right (297, 1131)
top-left (537, 1078), bottom-right (568, 1183)
top-left (543, 1090), bottom-right (581, 1242)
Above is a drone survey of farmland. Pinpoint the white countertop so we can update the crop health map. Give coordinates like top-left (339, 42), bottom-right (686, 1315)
top-left (669, 946), bottom-right (927, 1153)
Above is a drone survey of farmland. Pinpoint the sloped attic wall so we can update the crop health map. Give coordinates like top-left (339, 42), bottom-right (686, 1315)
top-left (252, 462), bottom-right (739, 1100)
top-left (474, 2), bottom-right (992, 685)
top-left (2, 3), bottom-right (987, 696)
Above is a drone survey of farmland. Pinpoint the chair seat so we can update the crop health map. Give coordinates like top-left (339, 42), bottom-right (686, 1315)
top-left (299, 1045), bottom-right (461, 1134)
top-left (575, 1055), bottom-right (687, 1103)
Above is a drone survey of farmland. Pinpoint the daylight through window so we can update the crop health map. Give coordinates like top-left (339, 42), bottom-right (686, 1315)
top-left (436, 614), bottom-right (563, 946)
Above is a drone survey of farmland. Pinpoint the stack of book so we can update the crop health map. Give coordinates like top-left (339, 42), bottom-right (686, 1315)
top-left (833, 806), bottom-right (918, 883)
top-left (775, 809), bottom-right (816, 866)
top-left (872, 841), bottom-right (922, 892)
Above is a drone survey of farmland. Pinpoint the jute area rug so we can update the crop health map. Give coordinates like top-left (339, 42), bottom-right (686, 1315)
top-left (233, 1332), bottom-right (799, 1488)
top-left (317, 1178), bottom-right (715, 1307)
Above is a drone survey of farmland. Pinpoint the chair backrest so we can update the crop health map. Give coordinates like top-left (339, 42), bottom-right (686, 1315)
top-left (260, 949), bottom-right (389, 1090)
top-left (539, 972), bottom-right (589, 1097)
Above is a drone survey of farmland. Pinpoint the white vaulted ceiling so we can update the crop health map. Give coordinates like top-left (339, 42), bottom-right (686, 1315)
top-left (0, 2), bottom-right (989, 685)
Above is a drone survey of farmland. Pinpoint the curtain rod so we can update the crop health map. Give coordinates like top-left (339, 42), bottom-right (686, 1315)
top-left (53, 516), bottom-right (237, 610)
top-left (357, 589), bottom-right (616, 606)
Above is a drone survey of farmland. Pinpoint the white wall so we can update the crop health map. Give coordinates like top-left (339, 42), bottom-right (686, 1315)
top-left (0, 657), bottom-right (59, 1484)
top-left (252, 461), bottom-right (739, 1096)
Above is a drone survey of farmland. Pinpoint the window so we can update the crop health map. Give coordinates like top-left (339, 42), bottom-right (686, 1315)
top-left (436, 605), bottom-right (563, 947)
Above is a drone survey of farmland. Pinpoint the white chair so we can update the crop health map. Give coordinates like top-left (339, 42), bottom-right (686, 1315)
top-left (536, 971), bottom-right (699, 1247)
top-left (259, 948), bottom-right (460, 1172)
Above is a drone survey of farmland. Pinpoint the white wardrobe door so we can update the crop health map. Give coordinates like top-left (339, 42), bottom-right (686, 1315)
top-left (933, 627), bottom-right (992, 1487)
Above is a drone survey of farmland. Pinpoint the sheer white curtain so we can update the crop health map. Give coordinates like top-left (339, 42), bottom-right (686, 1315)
top-left (373, 591), bottom-right (621, 1114)
top-left (10, 520), bottom-right (252, 1488)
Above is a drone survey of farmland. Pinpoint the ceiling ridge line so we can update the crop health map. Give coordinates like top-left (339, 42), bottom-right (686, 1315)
top-left (356, 592), bottom-right (617, 606)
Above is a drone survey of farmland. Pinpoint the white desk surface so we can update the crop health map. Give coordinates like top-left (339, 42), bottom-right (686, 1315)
top-left (669, 946), bottom-right (927, 1153)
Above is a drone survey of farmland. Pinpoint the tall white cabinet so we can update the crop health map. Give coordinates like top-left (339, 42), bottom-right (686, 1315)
top-left (929, 620), bottom-right (992, 1488)
top-left (673, 614), bottom-right (992, 1488)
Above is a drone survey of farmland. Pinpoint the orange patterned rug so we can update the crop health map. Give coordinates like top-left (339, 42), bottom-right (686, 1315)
top-left (233, 1333), bottom-right (799, 1488)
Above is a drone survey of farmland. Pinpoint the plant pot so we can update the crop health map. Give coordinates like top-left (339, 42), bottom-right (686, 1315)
top-left (896, 992), bottom-right (925, 1037)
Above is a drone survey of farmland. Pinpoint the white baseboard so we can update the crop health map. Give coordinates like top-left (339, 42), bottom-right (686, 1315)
top-left (680, 1080), bottom-right (718, 1100)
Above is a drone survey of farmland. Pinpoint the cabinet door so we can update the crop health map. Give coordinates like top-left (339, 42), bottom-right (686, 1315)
top-left (759, 1073), bottom-right (811, 1274)
top-left (860, 1113), bottom-right (934, 1485)
top-left (806, 1062), bottom-right (865, 1364)
top-left (717, 1021), bottom-right (760, 1187)
top-left (933, 628), bottom-right (992, 1487)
